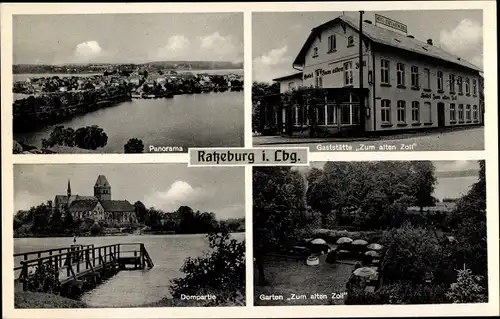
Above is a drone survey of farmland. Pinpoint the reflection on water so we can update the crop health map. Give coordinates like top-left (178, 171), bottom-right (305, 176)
top-left (13, 92), bottom-right (244, 153)
top-left (14, 233), bottom-right (244, 307)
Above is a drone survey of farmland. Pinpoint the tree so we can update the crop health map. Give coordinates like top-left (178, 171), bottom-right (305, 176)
top-left (409, 161), bottom-right (437, 213)
top-left (41, 125), bottom-right (76, 149)
top-left (63, 210), bottom-right (75, 229)
top-left (134, 201), bottom-right (147, 223)
top-left (445, 161), bottom-right (487, 277)
top-left (50, 208), bottom-right (64, 233)
top-left (170, 230), bottom-right (245, 305)
top-left (124, 138), bottom-right (145, 153)
top-left (446, 268), bottom-right (487, 303)
top-left (253, 167), bottom-right (309, 285)
top-left (30, 203), bottom-right (52, 233)
top-left (381, 223), bottom-right (442, 284)
top-left (74, 125), bottom-right (108, 150)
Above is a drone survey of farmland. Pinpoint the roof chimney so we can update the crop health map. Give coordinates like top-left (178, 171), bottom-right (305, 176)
top-left (407, 35), bottom-right (415, 38)
top-left (427, 39), bottom-right (433, 45)
top-left (364, 20), bottom-right (372, 24)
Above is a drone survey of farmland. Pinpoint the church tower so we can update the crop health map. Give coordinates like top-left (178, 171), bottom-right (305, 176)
top-left (67, 179), bottom-right (71, 197)
top-left (94, 175), bottom-right (111, 201)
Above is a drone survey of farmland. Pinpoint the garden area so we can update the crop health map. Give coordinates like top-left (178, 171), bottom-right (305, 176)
top-left (253, 161), bottom-right (487, 305)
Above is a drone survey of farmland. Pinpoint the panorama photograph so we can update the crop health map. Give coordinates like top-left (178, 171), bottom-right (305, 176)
top-left (12, 13), bottom-right (244, 154)
top-left (13, 164), bottom-right (245, 308)
top-left (253, 160), bottom-right (487, 305)
top-left (252, 10), bottom-right (485, 151)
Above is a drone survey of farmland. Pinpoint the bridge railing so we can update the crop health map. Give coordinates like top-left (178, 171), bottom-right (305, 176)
top-left (16, 243), bottom-right (149, 291)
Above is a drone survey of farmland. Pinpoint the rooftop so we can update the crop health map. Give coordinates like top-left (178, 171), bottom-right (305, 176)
top-left (293, 15), bottom-right (481, 73)
top-left (272, 72), bottom-right (303, 82)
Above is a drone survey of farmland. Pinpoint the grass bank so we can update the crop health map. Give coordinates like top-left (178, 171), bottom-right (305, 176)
top-left (15, 291), bottom-right (87, 308)
top-left (15, 290), bottom-right (245, 308)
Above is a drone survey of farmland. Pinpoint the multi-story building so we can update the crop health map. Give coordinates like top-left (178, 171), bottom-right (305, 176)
top-left (265, 14), bottom-right (483, 135)
top-left (53, 175), bottom-right (137, 225)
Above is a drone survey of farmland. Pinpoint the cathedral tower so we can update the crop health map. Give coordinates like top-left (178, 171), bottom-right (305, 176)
top-left (67, 179), bottom-right (71, 197)
top-left (94, 175), bottom-right (111, 201)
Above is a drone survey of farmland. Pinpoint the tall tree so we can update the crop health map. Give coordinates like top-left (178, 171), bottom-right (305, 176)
top-left (409, 161), bottom-right (437, 213)
top-left (253, 167), bottom-right (308, 285)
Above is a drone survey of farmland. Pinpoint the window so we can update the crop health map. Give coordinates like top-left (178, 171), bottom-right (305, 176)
top-left (317, 103), bottom-right (325, 124)
top-left (341, 104), bottom-right (351, 124)
top-left (381, 99), bottom-right (391, 124)
top-left (424, 68), bottom-right (430, 90)
top-left (288, 82), bottom-right (295, 90)
top-left (381, 59), bottom-right (390, 84)
top-left (473, 79), bottom-right (477, 95)
top-left (344, 62), bottom-right (353, 86)
top-left (347, 36), bottom-right (354, 47)
top-left (397, 100), bottom-right (406, 123)
top-left (328, 35), bottom-right (337, 52)
top-left (473, 105), bottom-right (478, 121)
top-left (437, 71), bottom-right (443, 91)
top-left (411, 66), bottom-right (419, 88)
top-left (450, 104), bottom-right (456, 122)
top-left (411, 101), bottom-right (420, 123)
top-left (466, 104), bottom-right (471, 121)
top-left (449, 74), bottom-right (455, 93)
top-left (465, 78), bottom-right (470, 95)
top-left (397, 63), bottom-right (405, 87)
top-left (315, 69), bottom-right (323, 88)
top-left (327, 102), bottom-right (335, 125)
top-left (458, 76), bottom-right (463, 94)
top-left (312, 47), bottom-right (318, 58)
top-left (458, 104), bottom-right (464, 121)
top-left (424, 102), bottom-right (432, 123)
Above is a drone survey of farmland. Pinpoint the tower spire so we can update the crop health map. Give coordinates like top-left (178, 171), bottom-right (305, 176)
top-left (67, 179), bottom-right (71, 197)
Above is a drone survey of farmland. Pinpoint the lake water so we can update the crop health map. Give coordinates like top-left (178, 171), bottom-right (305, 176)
top-left (13, 91), bottom-right (244, 153)
top-left (14, 233), bottom-right (244, 307)
top-left (434, 176), bottom-right (477, 200)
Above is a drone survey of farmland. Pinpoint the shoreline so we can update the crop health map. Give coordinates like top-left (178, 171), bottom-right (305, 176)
top-left (14, 231), bottom-right (245, 239)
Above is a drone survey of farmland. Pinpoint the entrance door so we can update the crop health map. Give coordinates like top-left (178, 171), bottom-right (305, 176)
top-left (437, 102), bottom-right (446, 127)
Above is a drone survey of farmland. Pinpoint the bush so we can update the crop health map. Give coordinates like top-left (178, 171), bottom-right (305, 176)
top-left (25, 262), bottom-right (60, 293)
top-left (169, 230), bottom-right (245, 306)
top-left (345, 282), bottom-right (449, 305)
top-left (90, 223), bottom-right (102, 235)
top-left (446, 268), bottom-right (487, 303)
top-left (380, 224), bottom-right (442, 284)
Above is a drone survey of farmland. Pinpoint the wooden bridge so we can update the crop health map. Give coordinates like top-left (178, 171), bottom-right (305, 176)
top-left (14, 243), bottom-right (154, 297)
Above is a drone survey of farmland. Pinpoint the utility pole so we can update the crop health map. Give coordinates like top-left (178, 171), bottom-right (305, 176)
top-left (359, 10), bottom-right (365, 135)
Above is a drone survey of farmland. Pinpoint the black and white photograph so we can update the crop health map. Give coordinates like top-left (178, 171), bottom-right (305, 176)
top-left (12, 13), bottom-right (244, 154)
top-left (252, 10), bottom-right (485, 151)
top-left (13, 164), bottom-right (245, 308)
top-left (253, 160), bottom-right (487, 305)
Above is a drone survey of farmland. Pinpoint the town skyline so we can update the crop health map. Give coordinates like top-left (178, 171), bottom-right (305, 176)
top-left (253, 10), bottom-right (483, 82)
top-left (14, 13), bottom-right (244, 65)
top-left (14, 164), bottom-right (245, 220)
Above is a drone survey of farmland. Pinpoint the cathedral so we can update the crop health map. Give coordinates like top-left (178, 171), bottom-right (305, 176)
top-left (53, 175), bottom-right (137, 225)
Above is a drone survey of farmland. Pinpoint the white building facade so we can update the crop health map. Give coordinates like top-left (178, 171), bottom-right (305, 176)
top-left (270, 14), bottom-right (483, 135)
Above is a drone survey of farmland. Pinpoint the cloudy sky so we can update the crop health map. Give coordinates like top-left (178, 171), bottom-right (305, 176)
top-left (13, 13), bottom-right (243, 64)
top-left (253, 10), bottom-right (483, 82)
top-left (14, 164), bottom-right (245, 220)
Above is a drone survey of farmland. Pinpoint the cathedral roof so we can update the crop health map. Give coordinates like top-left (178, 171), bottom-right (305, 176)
top-left (94, 175), bottom-right (110, 188)
top-left (54, 195), bottom-right (96, 206)
top-left (100, 200), bottom-right (134, 212)
top-left (68, 199), bottom-right (100, 213)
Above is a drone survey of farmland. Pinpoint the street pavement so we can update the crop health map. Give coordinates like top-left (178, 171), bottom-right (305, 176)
top-left (253, 127), bottom-right (485, 152)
